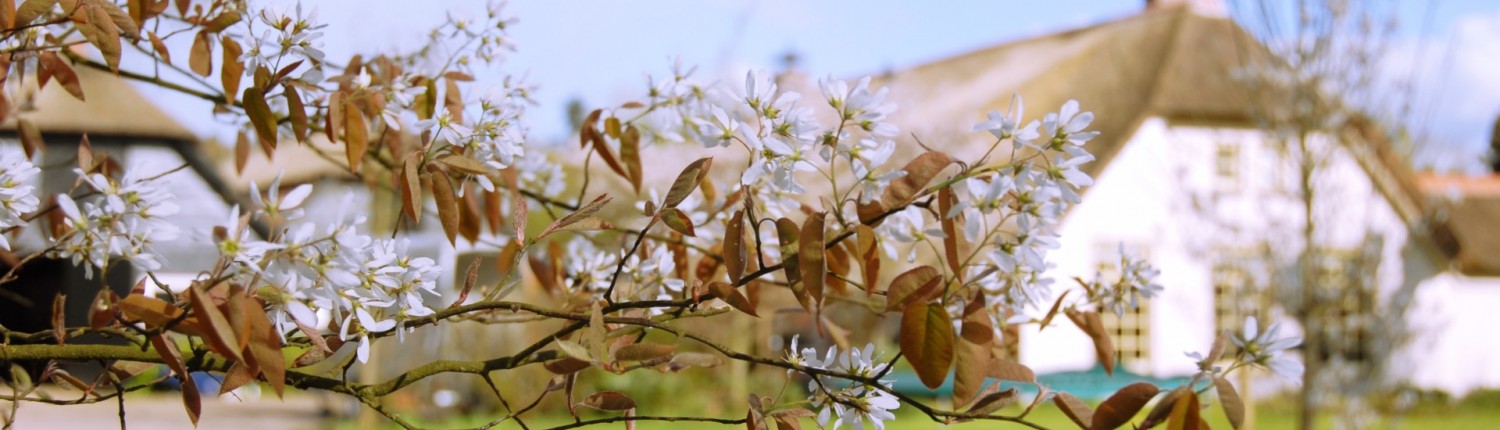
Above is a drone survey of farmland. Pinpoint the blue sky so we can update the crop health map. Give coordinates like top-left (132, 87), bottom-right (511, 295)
top-left (146, 0), bottom-right (1500, 171)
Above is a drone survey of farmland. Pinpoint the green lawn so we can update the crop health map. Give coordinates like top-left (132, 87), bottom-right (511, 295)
top-left (340, 393), bottom-right (1500, 430)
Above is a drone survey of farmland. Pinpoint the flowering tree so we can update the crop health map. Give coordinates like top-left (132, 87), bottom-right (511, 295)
top-left (0, 1), bottom-right (1303, 429)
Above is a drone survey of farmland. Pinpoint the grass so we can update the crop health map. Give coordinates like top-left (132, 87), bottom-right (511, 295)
top-left (334, 391), bottom-right (1500, 429)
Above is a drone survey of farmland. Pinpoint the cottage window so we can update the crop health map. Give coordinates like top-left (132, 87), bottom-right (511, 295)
top-left (1095, 242), bottom-right (1151, 370)
top-left (1311, 248), bottom-right (1373, 363)
top-left (1212, 251), bottom-right (1262, 354)
top-left (1215, 141), bottom-right (1240, 191)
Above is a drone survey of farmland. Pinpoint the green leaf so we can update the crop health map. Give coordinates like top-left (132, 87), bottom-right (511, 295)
top-left (900, 302), bottom-right (955, 390)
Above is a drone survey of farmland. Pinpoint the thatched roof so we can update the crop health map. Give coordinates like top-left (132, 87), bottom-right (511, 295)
top-left (0, 65), bottom-right (195, 143)
top-left (218, 135), bottom-right (358, 192)
top-left (877, 5), bottom-right (1473, 273)
top-left (874, 5), bottom-right (1271, 178)
top-left (1418, 174), bottom-right (1500, 277)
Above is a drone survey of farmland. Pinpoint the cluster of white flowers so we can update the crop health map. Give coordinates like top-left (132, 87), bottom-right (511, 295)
top-left (785, 336), bottom-right (900, 430)
top-left (1094, 245), bottom-right (1164, 316)
top-left (242, 2), bottom-right (328, 83)
top-left (627, 68), bottom-right (905, 221)
top-left (619, 246), bottom-right (685, 303)
top-left (953, 99), bottom-right (1108, 313)
top-left (0, 152), bottom-right (39, 251)
top-left (51, 170), bottom-right (180, 277)
top-left (215, 178), bottom-right (444, 363)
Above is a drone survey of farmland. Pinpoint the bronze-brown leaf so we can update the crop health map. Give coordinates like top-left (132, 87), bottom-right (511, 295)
top-left (1091, 382), bottom-right (1160, 430)
top-left (900, 302), bottom-right (955, 390)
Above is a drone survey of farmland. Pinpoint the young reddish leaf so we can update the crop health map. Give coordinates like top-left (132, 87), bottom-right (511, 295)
top-left (242, 86), bottom-right (278, 157)
top-left (1091, 382), bottom-right (1160, 430)
top-left (324, 91), bottom-right (343, 142)
top-left (724, 210), bottom-right (747, 285)
top-left (824, 242), bottom-right (850, 293)
top-left (119, 294), bottom-right (182, 324)
top-left (483, 187), bottom-right (503, 234)
top-left (444, 77), bottom-right (464, 125)
top-left (240, 297), bottom-right (285, 397)
top-left (663, 157), bottom-right (713, 209)
top-left (659, 207), bottom-right (696, 237)
top-left (233, 130), bottom-right (251, 174)
top-left (284, 84), bottom-right (308, 142)
top-left (798, 213), bottom-right (825, 306)
top-left (1141, 386), bottom-right (1188, 428)
top-left (1039, 291), bottom-right (1072, 331)
top-left (967, 387), bottom-right (1019, 416)
top-left (88, 289), bottom-right (116, 330)
top-left (885, 266), bottom-right (942, 312)
top-left (189, 30), bottom-right (212, 77)
top-left (705, 281), bottom-right (758, 317)
top-left (220, 36), bottom-right (244, 103)
top-left (149, 333), bottom-right (201, 425)
top-left (18, 118), bottom-right (43, 160)
top-left (937, 187), bottom-right (964, 279)
top-left (38, 52), bottom-right (83, 101)
top-left (344, 103), bottom-right (368, 173)
top-left (401, 153), bottom-right (423, 222)
top-left (201, 10), bottom-right (241, 32)
top-left (953, 328), bottom-right (989, 407)
top-left (620, 124), bottom-right (642, 192)
top-left (988, 358), bottom-right (1037, 383)
top-left (613, 343), bottom-right (675, 362)
top-left (50, 294), bottom-right (66, 345)
top-left (431, 171), bottom-right (461, 246)
top-left (436, 154), bottom-right (490, 175)
top-left (147, 31), bottom-right (171, 64)
top-left (581, 119), bottom-right (628, 180)
top-left (901, 302), bottom-right (955, 390)
top-left (189, 285), bottom-right (244, 362)
top-left (1165, 391), bottom-right (1200, 430)
top-left (959, 297), bottom-right (992, 344)
top-left (1054, 392), bottom-right (1094, 429)
top-left (544, 357), bottom-right (592, 375)
top-left (77, 4), bottom-right (122, 71)
top-left (856, 226), bottom-right (880, 296)
top-left (774, 218), bottom-right (808, 311)
top-left (1067, 309), bottom-right (1116, 376)
top-left (1214, 376), bottom-right (1245, 429)
top-left (218, 360), bottom-right (256, 396)
top-left (541, 194), bottom-right (612, 238)
top-left (14, 0), bottom-right (55, 27)
top-left (881, 151), bottom-right (955, 209)
top-left (577, 391), bottom-right (636, 411)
